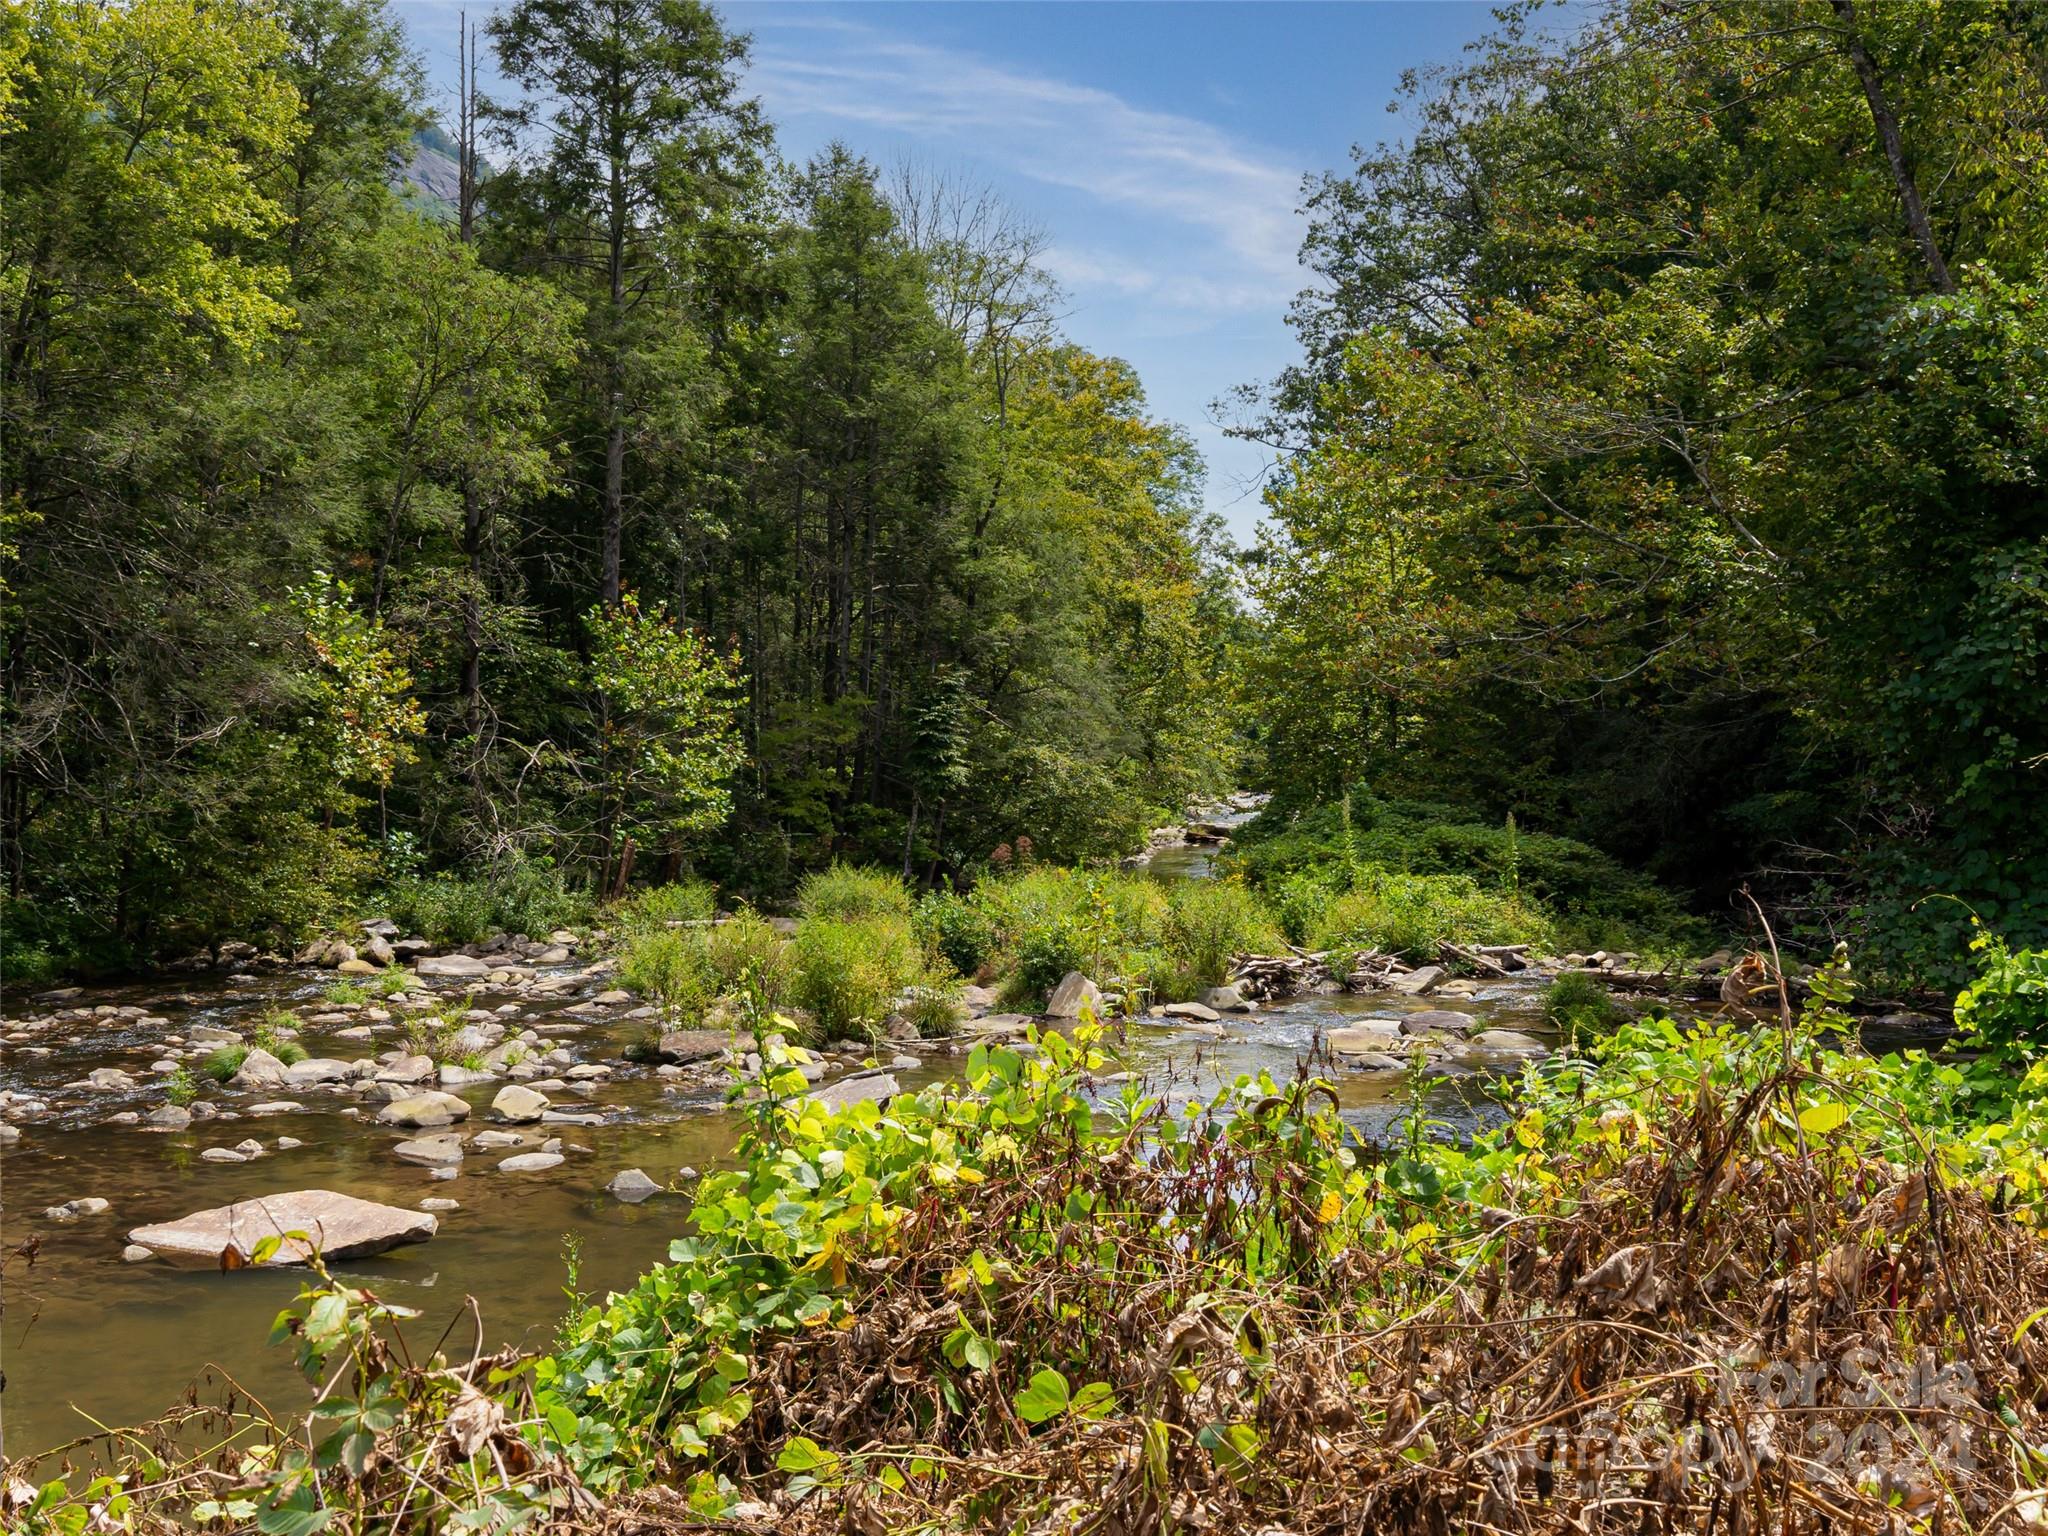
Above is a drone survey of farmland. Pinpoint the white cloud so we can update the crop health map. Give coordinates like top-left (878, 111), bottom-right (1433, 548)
top-left (744, 21), bottom-right (1306, 312)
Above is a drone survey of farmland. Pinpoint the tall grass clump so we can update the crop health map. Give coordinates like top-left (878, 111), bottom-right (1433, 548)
top-left (619, 928), bottom-right (715, 1023)
top-left (1306, 866), bottom-right (1554, 961)
top-left (703, 909), bottom-right (792, 1009)
top-left (972, 867), bottom-right (1168, 1006)
top-left (797, 863), bottom-right (913, 923)
top-left (614, 879), bottom-right (718, 936)
top-left (790, 914), bottom-right (923, 1040)
top-left (1160, 880), bottom-right (1283, 990)
top-left (1541, 970), bottom-right (1625, 1046)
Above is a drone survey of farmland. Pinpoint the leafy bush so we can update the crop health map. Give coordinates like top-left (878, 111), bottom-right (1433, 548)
top-left (790, 915), bottom-right (921, 1040)
top-left (383, 856), bottom-right (596, 947)
top-left (1306, 867), bottom-right (1554, 960)
top-left (615, 879), bottom-right (718, 934)
top-left (489, 852), bottom-right (594, 938)
top-left (1540, 971), bottom-right (1624, 1045)
top-left (913, 891), bottom-right (995, 978)
top-left (797, 863), bottom-right (912, 923)
top-left (900, 975), bottom-right (965, 1038)
top-left (323, 978), bottom-right (370, 1006)
top-left (1161, 881), bottom-right (1282, 989)
top-left (163, 1067), bottom-right (198, 1106)
top-left (971, 867), bottom-right (1169, 1005)
top-left (703, 910), bottom-right (792, 1007)
top-left (384, 875), bottom-right (494, 947)
top-left (619, 929), bottom-right (714, 1023)
top-left (1233, 793), bottom-right (1698, 947)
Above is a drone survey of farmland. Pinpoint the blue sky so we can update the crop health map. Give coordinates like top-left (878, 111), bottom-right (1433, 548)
top-left (392, 2), bottom-right (1512, 540)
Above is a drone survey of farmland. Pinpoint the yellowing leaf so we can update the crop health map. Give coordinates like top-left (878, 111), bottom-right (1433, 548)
top-left (1798, 1102), bottom-right (1849, 1135)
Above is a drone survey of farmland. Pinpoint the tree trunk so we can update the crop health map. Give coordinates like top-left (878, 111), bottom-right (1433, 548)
top-left (1830, 0), bottom-right (1956, 295)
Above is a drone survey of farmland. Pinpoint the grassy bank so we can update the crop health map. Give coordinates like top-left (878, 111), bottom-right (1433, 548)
top-left (15, 935), bottom-right (2048, 1533)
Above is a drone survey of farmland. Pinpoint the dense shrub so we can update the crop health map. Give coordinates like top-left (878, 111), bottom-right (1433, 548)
top-left (1540, 971), bottom-right (1625, 1045)
top-left (1233, 793), bottom-right (1698, 945)
top-left (704, 909), bottom-right (792, 1007)
top-left (790, 914), bottom-right (921, 1040)
top-left (613, 879), bottom-right (718, 934)
top-left (1305, 867), bottom-right (1554, 960)
top-left (1161, 881), bottom-right (1283, 989)
top-left (384, 875), bottom-right (494, 947)
top-left (913, 891), bottom-right (996, 978)
top-left (619, 929), bottom-right (715, 1023)
top-left (797, 863), bottom-right (913, 923)
top-left (380, 853), bottom-right (595, 947)
top-left (489, 853), bottom-right (594, 938)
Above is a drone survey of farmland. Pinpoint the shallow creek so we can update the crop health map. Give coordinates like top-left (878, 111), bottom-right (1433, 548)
top-left (0, 944), bottom-right (1577, 1456)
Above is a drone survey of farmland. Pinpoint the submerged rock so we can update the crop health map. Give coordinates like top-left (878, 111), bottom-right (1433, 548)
top-left (1326, 1024), bottom-right (1403, 1055)
top-left (1400, 1010), bottom-right (1476, 1037)
top-left (125, 1190), bottom-right (438, 1267)
top-left (45, 1197), bottom-right (111, 1222)
top-left (392, 1134), bottom-right (465, 1168)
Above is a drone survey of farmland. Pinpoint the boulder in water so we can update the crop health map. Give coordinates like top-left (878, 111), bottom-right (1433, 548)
top-left (375, 1092), bottom-right (471, 1129)
top-left (808, 1071), bottom-right (899, 1113)
top-left (125, 1189), bottom-right (438, 1267)
top-left (417, 954), bottom-right (491, 979)
top-left (606, 1168), bottom-right (661, 1203)
top-left (1044, 972), bottom-right (1102, 1019)
top-left (1389, 966), bottom-right (1446, 997)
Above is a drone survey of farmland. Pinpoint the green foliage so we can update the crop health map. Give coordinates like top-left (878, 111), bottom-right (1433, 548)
top-left (586, 595), bottom-right (747, 874)
top-left (1160, 881), bottom-right (1282, 990)
top-left (1305, 869), bottom-right (1554, 962)
top-left (630, 879), bottom-right (719, 925)
top-left (702, 910), bottom-right (791, 1007)
top-left (899, 974), bottom-right (965, 1039)
top-left (913, 890), bottom-right (996, 978)
top-left (288, 573), bottom-right (427, 790)
top-left (1540, 972), bottom-right (1625, 1047)
top-left (324, 978), bottom-right (371, 1006)
top-left (384, 875), bottom-right (494, 948)
top-left (789, 915), bottom-right (921, 1040)
top-left (162, 1067), bottom-right (198, 1107)
top-left (384, 854), bottom-right (591, 946)
top-left (1948, 922), bottom-right (2048, 1115)
top-left (618, 929), bottom-right (714, 1025)
top-left (1233, 795), bottom-right (1694, 946)
top-left (1243, 2), bottom-right (2048, 982)
top-left (201, 1047), bottom-right (248, 1083)
top-left (797, 863), bottom-right (913, 923)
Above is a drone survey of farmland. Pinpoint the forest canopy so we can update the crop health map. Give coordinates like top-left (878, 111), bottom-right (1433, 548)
top-left (0, 0), bottom-right (1238, 973)
top-left (1237, 0), bottom-right (2048, 983)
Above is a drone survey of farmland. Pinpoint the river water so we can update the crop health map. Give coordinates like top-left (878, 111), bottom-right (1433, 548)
top-left (2, 823), bottom-right (1565, 1458)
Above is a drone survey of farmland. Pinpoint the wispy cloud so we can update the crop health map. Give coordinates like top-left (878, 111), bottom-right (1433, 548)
top-left (744, 20), bottom-right (1306, 314)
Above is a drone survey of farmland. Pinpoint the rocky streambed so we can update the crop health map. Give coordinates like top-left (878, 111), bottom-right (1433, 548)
top-left (1, 914), bottom-right (1594, 1454)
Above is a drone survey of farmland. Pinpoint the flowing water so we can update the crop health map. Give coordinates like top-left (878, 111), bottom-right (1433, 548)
top-left (3, 818), bottom-right (1564, 1457)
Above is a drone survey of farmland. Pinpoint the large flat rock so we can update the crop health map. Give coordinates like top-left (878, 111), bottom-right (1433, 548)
top-left (126, 1190), bottom-right (437, 1268)
top-left (416, 954), bottom-right (492, 978)
top-left (808, 1071), bottom-right (899, 1113)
